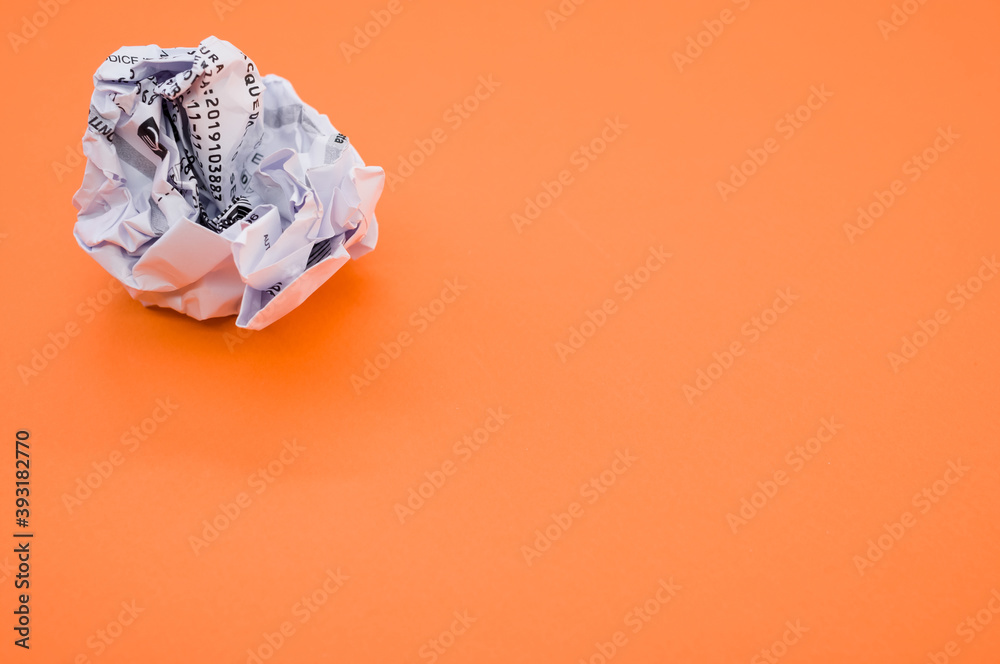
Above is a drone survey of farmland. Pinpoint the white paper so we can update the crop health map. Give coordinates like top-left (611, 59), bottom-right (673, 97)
top-left (73, 36), bottom-right (383, 329)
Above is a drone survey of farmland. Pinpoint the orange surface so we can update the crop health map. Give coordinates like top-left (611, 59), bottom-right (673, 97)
top-left (3, 0), bottom-right (1000, 662)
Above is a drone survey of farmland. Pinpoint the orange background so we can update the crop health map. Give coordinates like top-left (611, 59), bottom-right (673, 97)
top-left (3, 0), bottom-right (1000, 662)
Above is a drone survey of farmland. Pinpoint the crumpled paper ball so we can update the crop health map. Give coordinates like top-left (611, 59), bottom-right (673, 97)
top-left (72, 36), bottom-right (384, 329)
